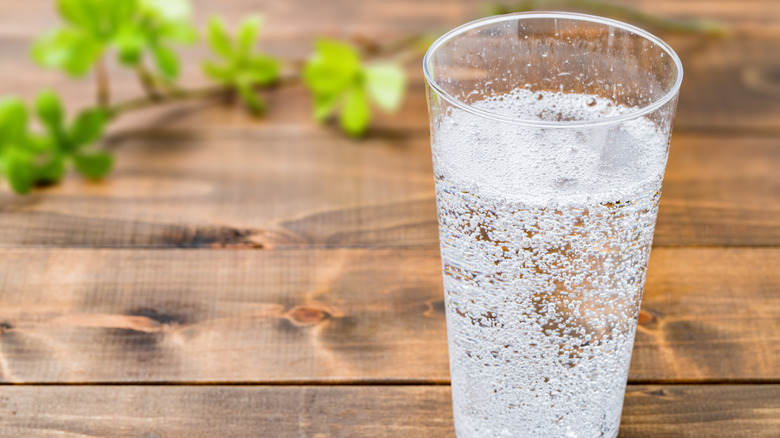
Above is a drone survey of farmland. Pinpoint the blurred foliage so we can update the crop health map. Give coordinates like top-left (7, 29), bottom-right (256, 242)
top-left (203, 16), bottom-right (281, 114)
top-left (33, 0), bottom-right (198, 79)
top-left (1, 0), bottom-right (407, 194)
top-left (0, 0), bottom-right (723, 195)
top-left (0, 93), bottom-right (110, 194)
top-left (304, 39), bottom-right (405, 136)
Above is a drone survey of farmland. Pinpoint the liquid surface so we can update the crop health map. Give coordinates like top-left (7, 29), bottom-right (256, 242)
top-left (433, 89), bottom-right (669, 438)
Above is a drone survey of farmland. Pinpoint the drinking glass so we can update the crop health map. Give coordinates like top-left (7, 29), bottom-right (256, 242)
top-left (423, 12), bottom-right (682, 438)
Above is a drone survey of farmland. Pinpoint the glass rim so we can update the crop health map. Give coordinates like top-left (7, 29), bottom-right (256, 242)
top-left (422, 11), bottom-right (684, 129)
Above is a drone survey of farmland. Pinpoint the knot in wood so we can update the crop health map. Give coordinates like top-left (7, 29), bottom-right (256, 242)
top-left (287, 306), bottom-right (330, 326)
top-left (638, 310), bottom-right (656, 325)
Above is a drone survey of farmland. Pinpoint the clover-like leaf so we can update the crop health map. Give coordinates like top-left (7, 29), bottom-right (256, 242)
top-left (304, 39), bottom-right (361, 97)
top-left (203, 61), bottom-right (235, 83)
top-left (35, 90), bottom-right (66, 136)
top-left (0, 98), bottom-right (30, 146)
top-left (2, 149), bottom-right (35, 194)
top-left (32, 28), bottom-right (103, 77)
top-left (365, 63), bottom-right (406, 112)
top-left (70, 108), bottom-right (108, 149)
top-left (203, 15), bottom-right (280, 114)
top-left (303, 39), bottom-right (406, 136)
top-left (151, 44), bottom-right (180, 79)
top-left (247, 55), bottom-right (281, 85)
top-left (24, 133), bottom-right (56, 154)
top-left (1, 95), bottom-right (114, 194)
top-left (57, 0), bottom-right (101, 35)
top-left (237, 16), bottom-right (261, 58)
top-left (115, 27), bottom-right (146, 66)
top-left (73, 150), bottom-right (113, 179)
top-left (57, 0), bottom-right (138, 42)
top-left (207, 18), bottom-right (234, 60)
top-left (37, 0), bottom-right (194, 82)
top-left (107, 0), bottom-right (140, 36)
top-left (340, 85), bottom-right (370, 137)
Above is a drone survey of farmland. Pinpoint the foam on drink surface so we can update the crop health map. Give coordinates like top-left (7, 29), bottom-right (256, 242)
top-left (433, 89), bottom-right (668, 438)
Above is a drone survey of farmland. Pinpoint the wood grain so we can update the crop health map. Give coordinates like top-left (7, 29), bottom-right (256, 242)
top-left (0, 0), bottom-right (778, 37)
top-left (0, 248), bottom-right (450, 383)
top-left (0, 1), bottom-right (777, 435)
top-left (0, 132), bottom-right (778, 248)
top-left (0, 385), bottom-right (778, 437)
top-left (1, 247), bottom-right (778, 383)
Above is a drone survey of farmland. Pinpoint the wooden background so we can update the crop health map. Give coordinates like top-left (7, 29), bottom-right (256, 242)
top-left (1, 0), bottom-right (779, 436)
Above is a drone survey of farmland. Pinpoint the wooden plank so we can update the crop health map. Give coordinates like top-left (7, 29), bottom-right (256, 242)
top-left (0, 129), bottom-right (438, 249)
top-left (0, 385), bottom-right (778, 437)
top-left (633, 248), bottom-right (780, 382)
top-left (0, 248), bottom-right (450, 383)
top-left (0, 0), bottom-right (778, 38)
top-left (656, 134), bottom-right (780, 247)
top-left (0, 247), bottom-right (778, 383)
top-left (0, 132), bottom-right (778, 248)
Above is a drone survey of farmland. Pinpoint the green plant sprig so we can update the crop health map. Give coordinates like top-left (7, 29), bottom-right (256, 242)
top-left (0, 0), bottom-right (408, 194)
top-left (0, 92), bottom-right (110, 194)
top-left (0, 0), bottom-right (726, 195)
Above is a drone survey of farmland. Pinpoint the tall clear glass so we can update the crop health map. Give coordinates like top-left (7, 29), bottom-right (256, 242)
top-left (423, 12), bottom-right (682, 438)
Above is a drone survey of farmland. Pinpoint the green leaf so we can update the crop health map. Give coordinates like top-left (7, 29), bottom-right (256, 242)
top-left (114, 27), bottom-right (146, 66)
top-left (70, 109), bottom-right (107, 148)
top-left (57, 0), bottom-right (138, 41)
top-left (0, 98), bottom-right (29, 146)
top-left (26, 134), bottom-right (57, 154)
top-left (160, 21), bottom-right (198, 44)
top-left (207, 17), bottom-right (234, 59)
top-left (304, 39), bottom-right (361, 95)
top-left (35, 90), bottom-right (65, 134)
top-left (247, 55), bottom-right (280, 85)
top-left (2, 149), bottom-right (35, 194)
top-left (141, 0), bottom-right (191, 21)
top-left (237, 16), bottom-right (261, 58)
top-left (340, 85), bottom-right (370, 137)
top-left (313, 93), bottom-right (341, 122)
top-left (57, 0), bottom-right (100, 34)
top-left (73, 151), bottom-right (113, 179)
top-left (107, 0), bottom-right (139, 33)
top-left (365, 63), bottom-right (406, 112)
top-left (316, 39), bottom-right (361, 72)
top-left (203, 61), bottom-right (234, 83)
top-left (236, 81), bottom-right (266, 115)
top-left (32, 28), bottom-right (103, 77)
top-left (151, 44), bottom-right (180, 79)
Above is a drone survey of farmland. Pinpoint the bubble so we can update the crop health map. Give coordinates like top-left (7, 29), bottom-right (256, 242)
top-left (434, 87), bottom-right (666, 437)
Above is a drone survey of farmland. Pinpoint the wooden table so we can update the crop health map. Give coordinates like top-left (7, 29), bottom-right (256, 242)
top-left (1, 0), bottom-right (779, 436)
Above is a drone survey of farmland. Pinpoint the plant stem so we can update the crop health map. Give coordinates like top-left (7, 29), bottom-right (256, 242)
top-left (108, 84), bottom-right (230, 119)
top-left (135, 63), bottom-right (163, 101)
top-left (108, 71), bottom-right (302, 119)
top-left (96, 56), bottom-right (111, 108)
